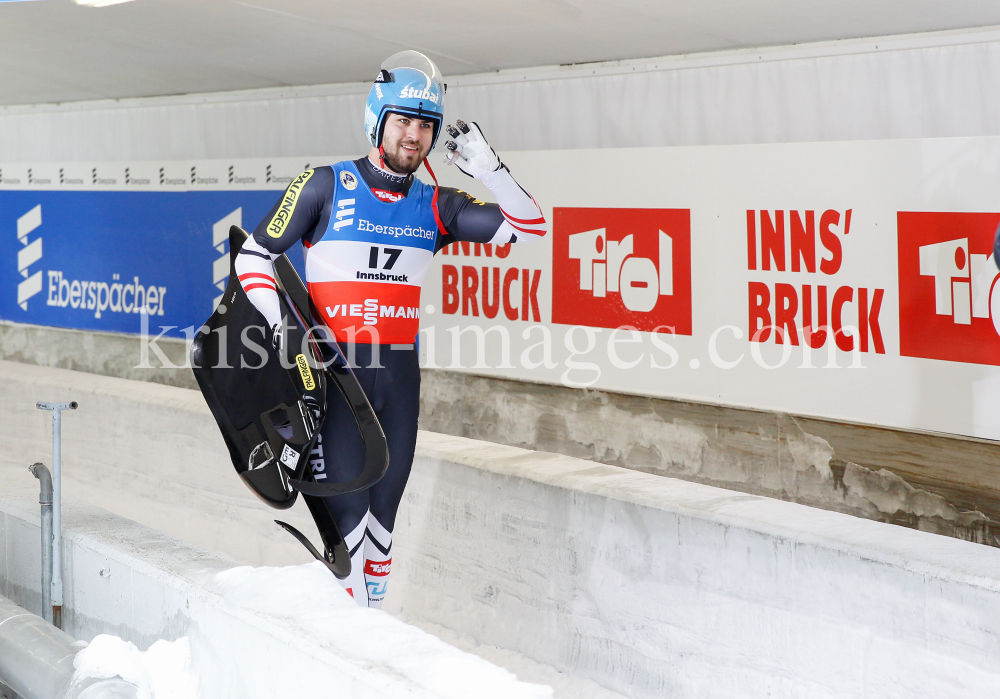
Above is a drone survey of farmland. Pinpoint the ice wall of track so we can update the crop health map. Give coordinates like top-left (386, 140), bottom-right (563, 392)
top-left (3, 359), bottom-right (1000, 697)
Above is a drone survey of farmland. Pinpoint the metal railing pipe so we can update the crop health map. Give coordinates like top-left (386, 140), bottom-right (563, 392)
top-left (0, 594), bottom-right (138, 699)
top-left (36, 400), bottom-right (77, 628)
top-left (28, 463), bottom-right (53, 624)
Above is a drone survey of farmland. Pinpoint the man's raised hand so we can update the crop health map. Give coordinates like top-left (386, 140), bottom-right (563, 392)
top-left (444, 120), bottom-right (501, 179)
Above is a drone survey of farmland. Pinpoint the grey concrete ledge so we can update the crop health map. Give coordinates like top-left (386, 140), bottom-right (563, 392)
top-left (0, 320), bottom-right (196, 390)
top-left (420, 368), bottom-right (1000, 548)
top-left (415, 431), bottom-right (1000, 591)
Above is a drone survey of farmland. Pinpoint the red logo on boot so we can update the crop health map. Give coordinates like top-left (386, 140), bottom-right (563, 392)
top-left (365, 559), bottom-right (391, 576)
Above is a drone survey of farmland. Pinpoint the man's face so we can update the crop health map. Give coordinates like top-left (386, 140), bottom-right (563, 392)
top-left (380, 113), bottom-right (435, 174)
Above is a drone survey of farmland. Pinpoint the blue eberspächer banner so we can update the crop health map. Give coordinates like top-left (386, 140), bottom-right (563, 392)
top-left (0, 157), bottom-right (328, 338)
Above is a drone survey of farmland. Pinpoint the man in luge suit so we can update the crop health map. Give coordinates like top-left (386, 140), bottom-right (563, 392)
top-left (233, 51), bottom-right (546, 607)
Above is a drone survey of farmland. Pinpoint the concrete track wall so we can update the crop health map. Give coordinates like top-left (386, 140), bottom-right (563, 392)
top-left (396, 436), bottom-right (1000, 698)
top-left (4, 319), bottom-right (999, 549)
top-left (0, 482), bottom-right (547, 699)
top-left (1, 359), bottom-right (999, 697)
top-left (421, 371), bottom-right (1000, 547)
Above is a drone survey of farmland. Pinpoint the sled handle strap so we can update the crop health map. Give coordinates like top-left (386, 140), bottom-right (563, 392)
top-left (288, 356), bottom-right (390, 497)
top-left (266, 249), bottom-right (390, 497)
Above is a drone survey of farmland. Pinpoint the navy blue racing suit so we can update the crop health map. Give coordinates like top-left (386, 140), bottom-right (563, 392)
top-left (236, 155), bottom-right (546, 606)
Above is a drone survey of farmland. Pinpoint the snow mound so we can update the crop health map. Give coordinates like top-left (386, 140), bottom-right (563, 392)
top-left (72, 635), bottom-right (197, 699)
top-left (205, 561), bottom-right (553, 699)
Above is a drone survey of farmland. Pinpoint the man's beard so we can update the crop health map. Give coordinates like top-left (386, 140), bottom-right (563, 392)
top-left (382, 140), bottom-right (426, 175)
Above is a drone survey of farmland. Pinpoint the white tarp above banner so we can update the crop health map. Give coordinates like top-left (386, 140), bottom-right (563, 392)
top-left (4, 27), bottom-right (1000, 162)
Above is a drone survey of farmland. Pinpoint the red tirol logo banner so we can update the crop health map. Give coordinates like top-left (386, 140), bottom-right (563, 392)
top-left (551, 208), bottom-right (692, 334)
top-left (897, 211), bottom-right (1000, 365)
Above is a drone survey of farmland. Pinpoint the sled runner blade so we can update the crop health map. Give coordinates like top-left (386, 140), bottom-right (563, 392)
top-left (275, 519), bottom-right (351, 579)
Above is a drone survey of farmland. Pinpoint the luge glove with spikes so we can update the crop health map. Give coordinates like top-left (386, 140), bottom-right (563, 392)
top-left (444, 120), bottom-right (501, 180)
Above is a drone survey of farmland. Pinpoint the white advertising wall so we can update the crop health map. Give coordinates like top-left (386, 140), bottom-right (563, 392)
top-left (418, 136), bottom-right (1000, 441)
top-left (3, 136), bottom-right (1000, 441)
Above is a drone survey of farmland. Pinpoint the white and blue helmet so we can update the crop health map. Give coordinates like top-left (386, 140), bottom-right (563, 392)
top-left (365, 50), bottom-right (446, 150)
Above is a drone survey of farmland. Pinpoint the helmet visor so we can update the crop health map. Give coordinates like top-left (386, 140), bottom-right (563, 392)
top-left (381, 50), bottom-right (445, 95)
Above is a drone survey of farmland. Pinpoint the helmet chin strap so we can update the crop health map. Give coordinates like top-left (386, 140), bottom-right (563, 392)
top-left (422, 158), bottom-right (449, 236)
top-left (376, 141), bottom-right (447, 235)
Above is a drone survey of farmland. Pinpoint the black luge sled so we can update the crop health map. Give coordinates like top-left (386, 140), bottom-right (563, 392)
top-left (191, 226), bottom-right (389, 578)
